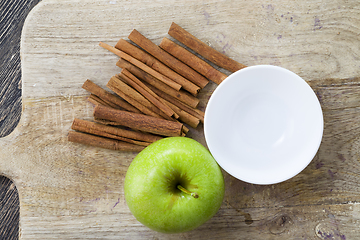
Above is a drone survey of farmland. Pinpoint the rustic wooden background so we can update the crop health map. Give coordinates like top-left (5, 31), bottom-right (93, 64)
top-left (1, 0), bottom-right (360, 239)
top-left (0, 1), bottom-right (41, 239)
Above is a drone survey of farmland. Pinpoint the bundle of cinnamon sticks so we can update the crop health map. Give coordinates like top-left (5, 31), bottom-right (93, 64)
top-left (68, 22), bottom-right (246, 152)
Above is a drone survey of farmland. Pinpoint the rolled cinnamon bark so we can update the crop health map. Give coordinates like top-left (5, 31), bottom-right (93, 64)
top-left (82, 79), bottom-right (140, 113)
top-left (115, 39), bottom-right (200, 96)
top-left (88, 94), bottom-right (114, 108)
top-left (116, 59), bottom-right (199, 108)
top-left (160, 37), bottom-right (228, 85)
top-left (93, 105), bottom-right (184, 137)
top-left (161, 98), bottom-right (200, 128)
top-left (107, 77), bottom-right (164, 119)
top-left (120, 69), bottom-right (178, 119)
top-left (115, 74), bottom-right (175, 121)
top-left (128, 29), bottom-right (209, 89)
top-left (99, 42), bottom-right (182, 91)
top-left (72, 118), bottom-right (162, 143)
top-left (145, 82), bottom-right (205, 123)
top-left (168, 22), bottom-right (246, 73)
top-left (72, 124), bottom-right (150, 147)
top-left (94, 118), bottom-right (125, 126)
top-left (68, 131), bottom-right (145, 152)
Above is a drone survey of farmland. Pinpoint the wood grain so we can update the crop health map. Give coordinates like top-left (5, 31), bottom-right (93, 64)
top-left (1, 0), bottom-right (360, 239)
top-left (0, 0), bottom-right (42, 239)
top-left (0, 176), bottom-right (19, 240)
top-left (0, 0), bottom-right (41, 136)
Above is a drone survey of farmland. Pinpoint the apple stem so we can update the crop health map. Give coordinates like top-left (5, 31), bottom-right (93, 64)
top-left (177, 185), bottom-right (199, 198)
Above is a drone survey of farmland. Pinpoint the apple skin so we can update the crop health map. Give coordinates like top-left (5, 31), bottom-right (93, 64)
top-left (124, 137), bottom-right (225, 233)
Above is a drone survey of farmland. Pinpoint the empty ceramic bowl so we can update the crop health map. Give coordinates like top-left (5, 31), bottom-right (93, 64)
top-left (204, 65), bottom-right (323, 185)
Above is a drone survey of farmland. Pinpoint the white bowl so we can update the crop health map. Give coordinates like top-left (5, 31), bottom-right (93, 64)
top-left (204, 65), bottom-right (323, 185)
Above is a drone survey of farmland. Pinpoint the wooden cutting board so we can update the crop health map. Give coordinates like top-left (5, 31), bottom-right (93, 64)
top-left (2, 0), bottom-right (360, 238)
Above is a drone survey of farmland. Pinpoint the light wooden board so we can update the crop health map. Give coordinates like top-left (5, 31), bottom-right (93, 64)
top-left (1, 0), bottom-right (360, 238)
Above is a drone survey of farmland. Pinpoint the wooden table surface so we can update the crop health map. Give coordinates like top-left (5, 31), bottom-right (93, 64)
top-left (0, 1), bottom-right (41, 239)
top-left (2, 0), bottom-right (360, 239)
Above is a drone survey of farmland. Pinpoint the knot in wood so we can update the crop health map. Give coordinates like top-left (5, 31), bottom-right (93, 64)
top-left (269, 214), bottom-right (292, 235)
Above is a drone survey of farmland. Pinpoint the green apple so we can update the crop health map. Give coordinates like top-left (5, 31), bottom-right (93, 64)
top-left (124, 137), bottom-right (225, 233)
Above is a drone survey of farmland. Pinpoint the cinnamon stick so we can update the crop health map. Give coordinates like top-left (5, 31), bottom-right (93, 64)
top-left (88, 94), bottom-right (114, 108)
top-left (68, 131), bottom-right (145, 152)
top-left (115, 39), bottom-right (200, 96)
top-left (161, 98), bottom-right (200, 128)
top-left (117, 72), bottom-right (190, 132)
top-left (108, 76), bottom-right (150, 108)
top-left (106, 76), bottom-right (164, 119)
top-left (99, 42), bottom-right (182, 91)
top-left (94, 118), bottom-right (126, 126)
top-left (93, 105), bottom-right (183, 137)
top-left (128, 29), bottom-right (209, 89)
top-left (116, 59), bottom-right (199, 108)
top-left (114, 74), bottom-right (175, 121)
top-left (82, 79), bottom-right (140, 113)
top-left (168, 22), bottom-right (247, 73)
top-left (160, 37), bottom-right (228, 85)
top-left (120, 69), bottom-right (178, 119)
top-left (117, 70), bottom-right (199, 128)
top-left (94, 117), bottom-right (181, 138)
top-left (145, 82), bottom-right (205, 123)
top-left (72, 118), bottom-right (162, 143)
top-left (72, 123), bottom-right (150, 147)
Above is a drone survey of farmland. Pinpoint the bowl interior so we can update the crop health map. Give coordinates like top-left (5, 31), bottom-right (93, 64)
top-left (204, 65), bottom-right (323, 185)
